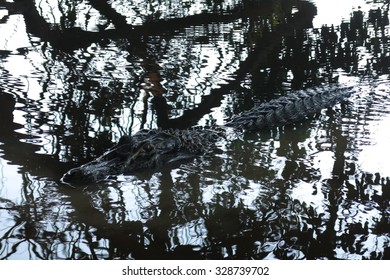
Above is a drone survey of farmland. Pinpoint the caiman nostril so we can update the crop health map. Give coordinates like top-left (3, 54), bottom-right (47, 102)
top-left (61, 167), bottom-right (82, 184)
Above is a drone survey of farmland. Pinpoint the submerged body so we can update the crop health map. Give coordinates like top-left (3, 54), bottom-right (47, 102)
top-left (61, 84), bottom-right (354, 186)
top-left (61, 128), bottom-right (221, 185)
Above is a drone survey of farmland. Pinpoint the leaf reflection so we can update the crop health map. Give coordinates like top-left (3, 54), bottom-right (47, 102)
top-left (1, 0), bottom-right (390, 259)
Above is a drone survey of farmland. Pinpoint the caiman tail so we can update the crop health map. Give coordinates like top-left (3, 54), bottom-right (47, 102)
top-left (61, 84), bottom-right (355, 186)
top-left (226, 84), bottom-right (354, 130)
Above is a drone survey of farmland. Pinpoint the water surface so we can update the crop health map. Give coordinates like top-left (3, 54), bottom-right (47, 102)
top-left (1, 0), bottom-right (390, 259)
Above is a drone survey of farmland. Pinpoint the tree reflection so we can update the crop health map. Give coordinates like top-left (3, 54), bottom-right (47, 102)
top-left (1, 0), bottom-right (390, 259)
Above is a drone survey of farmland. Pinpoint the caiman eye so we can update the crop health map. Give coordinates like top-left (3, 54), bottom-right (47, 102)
top-left (142, 143), bottom-right (154, 152)
top-left (131, 142), bottom-right (156, 160)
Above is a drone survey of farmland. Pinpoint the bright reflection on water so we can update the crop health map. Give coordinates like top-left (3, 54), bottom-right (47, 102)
top-left (311, 0), bottom-right (367, 27)
top-left (1, 0), bottom-right (390, 259)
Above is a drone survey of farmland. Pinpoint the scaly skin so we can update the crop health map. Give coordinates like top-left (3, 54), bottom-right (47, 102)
top-left (61, 84), bottom-right (354, 186)
top-left (227, 84), bottom-right (354, 130)
top-left (61, 128), bottom-right (221, 185)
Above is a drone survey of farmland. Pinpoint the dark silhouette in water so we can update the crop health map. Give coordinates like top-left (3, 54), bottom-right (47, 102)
top-left (61, 84), bottom-right (354, 185)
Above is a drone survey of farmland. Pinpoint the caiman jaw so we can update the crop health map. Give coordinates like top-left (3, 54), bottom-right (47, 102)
top-left (60, 129), bottom-right (211, 186)
top-left (61, 166), bottom-right (93, 186)
top-left (61, 85), bottom-right (354, 186)
top-left (60, 159), bottom-right (119, 186)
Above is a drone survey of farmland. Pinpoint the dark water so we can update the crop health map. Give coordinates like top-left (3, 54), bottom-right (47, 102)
top-left (0, 0), bottom-right (390, 260)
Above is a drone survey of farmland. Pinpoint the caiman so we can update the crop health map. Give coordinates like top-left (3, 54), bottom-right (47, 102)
top-left (61, 84), bottom-right (354, 185)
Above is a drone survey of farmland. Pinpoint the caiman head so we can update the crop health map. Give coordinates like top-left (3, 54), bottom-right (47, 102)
top-left (60, 129), bottom-right (206, 186)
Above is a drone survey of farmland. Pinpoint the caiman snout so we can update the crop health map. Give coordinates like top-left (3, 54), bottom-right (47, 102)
top-left (61, 167), bottom-right (92, 186)
top-left (61, 162), bottom-right (108, 186)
